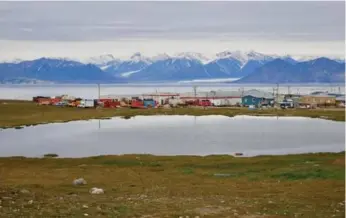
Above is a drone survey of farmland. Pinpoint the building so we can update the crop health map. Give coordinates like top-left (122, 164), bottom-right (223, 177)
top-left (283, 94), bottom-right (301, 108)
top-left (210, 90), bottom-right (242, 106)
top-left (99, 94), bottom-right (140, 101)
top-left (241, 90), bottom-right (274, 107)
top-left (336, 95), bottom-right (345, 107)
top-left (299, 94), bottom-right (336, 107)
top-left (180, 90), bottom-right (242, 106)
top-left (142, 92), bottom-right (180, 105)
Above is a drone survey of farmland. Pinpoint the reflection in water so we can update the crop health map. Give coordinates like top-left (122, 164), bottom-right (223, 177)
top-left (0, 115), bottom-right (344, 158)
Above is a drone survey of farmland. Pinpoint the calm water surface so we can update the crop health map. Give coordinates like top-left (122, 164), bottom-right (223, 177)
top-left (0, 115), bottom-right (344, 157)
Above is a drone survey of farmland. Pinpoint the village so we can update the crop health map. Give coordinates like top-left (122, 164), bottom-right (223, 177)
top-left (32, 89), bottom-right (346, 110)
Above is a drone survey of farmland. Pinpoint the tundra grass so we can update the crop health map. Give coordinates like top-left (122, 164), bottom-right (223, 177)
top-left (0, 100), bottom-right (344, 128)
top-left (0, 152), bottom-right (344, 217)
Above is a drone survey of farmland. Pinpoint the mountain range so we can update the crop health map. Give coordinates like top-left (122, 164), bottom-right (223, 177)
top-left (234, 57), bottom-right (345, 83)
top-left (0, 51), bottom-right (344, 84)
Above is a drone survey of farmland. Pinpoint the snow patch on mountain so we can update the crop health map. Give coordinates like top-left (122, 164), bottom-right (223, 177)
top-left (174, 52), bottom-right (210, 64)
top-left (121, 70), bottom-right (141, 77)
top-left (129, 52), bottom-right (152, 64)
top-left (85, 54), bottom-right (118, 66)
top-left (151, 53), bottom-right (171, 62)
top-left (215, 50), bottom-right (274, 66)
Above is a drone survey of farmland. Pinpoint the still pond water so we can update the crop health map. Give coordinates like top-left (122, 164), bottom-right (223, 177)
top-left (0, 115), bottom-right (344, 157)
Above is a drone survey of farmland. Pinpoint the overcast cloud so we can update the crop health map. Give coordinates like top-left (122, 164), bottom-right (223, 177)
top-left (0, 1), bottom-right (344, 60)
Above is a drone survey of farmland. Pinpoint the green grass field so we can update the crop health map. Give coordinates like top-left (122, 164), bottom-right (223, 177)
top-left (0, 100), bottom-right (344, 128)
top-left (0, 152), bottom-right (344, 217)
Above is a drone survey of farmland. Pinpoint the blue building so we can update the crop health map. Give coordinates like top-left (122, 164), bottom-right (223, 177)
top-left (143, 99), bottom-right (156, 108)
top-left (241, 90), bottom-right (274, 107)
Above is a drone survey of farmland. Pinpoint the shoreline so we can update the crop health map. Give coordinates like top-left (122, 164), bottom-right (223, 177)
top-left (0, 100), bottom-right (345, 128)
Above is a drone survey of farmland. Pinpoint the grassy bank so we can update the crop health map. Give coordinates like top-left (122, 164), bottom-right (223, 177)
top-left (0, 152), bottom-right (344, 217)
top-left (0, 100), bottom-right (344, 128)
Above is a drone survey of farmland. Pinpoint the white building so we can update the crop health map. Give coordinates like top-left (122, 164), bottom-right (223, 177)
top-left (180, 90), bottom-right (242, 106)
top-left (142, 92), bottom-right (180, 105)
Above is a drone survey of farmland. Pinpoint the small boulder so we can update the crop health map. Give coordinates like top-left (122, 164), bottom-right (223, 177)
top-left (20, 189), bottom-right (30, 194)
top-left (89, 187), bottom-right (104, 194)
top-left (73, 178), bottom-right (87, 186)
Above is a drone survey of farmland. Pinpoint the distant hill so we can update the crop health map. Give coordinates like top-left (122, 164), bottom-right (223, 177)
top-left (234, 58), bottom-right (345, 83)
top-left (0, 58), bottom-right (125, 83)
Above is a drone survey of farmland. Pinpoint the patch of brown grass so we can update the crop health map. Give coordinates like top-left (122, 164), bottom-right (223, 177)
top-left (0, 153), bottom-right (344, 217)
top-left (332, 158), bottom-right (345, 166)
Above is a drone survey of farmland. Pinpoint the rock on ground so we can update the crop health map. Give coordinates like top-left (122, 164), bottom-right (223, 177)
top-left (73, 178), bottom-right (87, 185)
top-left (89, 187), bottom-right (104, 194)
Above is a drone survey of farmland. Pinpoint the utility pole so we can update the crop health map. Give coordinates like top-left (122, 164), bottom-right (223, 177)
top-left (276, 83), bottom-right (279, 103)
top-left (97, 83), bottom-right (100, 100)
top-left (193, 85), bottom-right (197, 99)
top-left (338, 86), bottom-right (341, 94)
top-left (205, 92), bottom-right (208, 110)
top-left (287, 86), bottom-right (290, 95)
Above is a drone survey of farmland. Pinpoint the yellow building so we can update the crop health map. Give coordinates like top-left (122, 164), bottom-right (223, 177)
top-left (299, 95), bottom-right (336, 106)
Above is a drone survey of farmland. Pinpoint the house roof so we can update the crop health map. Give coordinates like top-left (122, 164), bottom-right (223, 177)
top-left (210, 90), bottom-right (242, 98)
top-left (180, 90), bottom-right (242, 98)
top-left (243, 89), bottom-right (274, 99)
top-left (100, 94), bottom-right (140, 99)
top-left (304, 94), bottom-right (336, 98)
top-left (142, 92), bottom-right (180, 97)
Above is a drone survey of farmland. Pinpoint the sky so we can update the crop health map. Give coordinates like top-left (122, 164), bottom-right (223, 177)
top-left (0, 1), bottom-right (345, 61)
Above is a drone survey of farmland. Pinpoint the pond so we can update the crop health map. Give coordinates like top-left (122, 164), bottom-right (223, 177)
top-left (0, 115), bottom-right (344, 157)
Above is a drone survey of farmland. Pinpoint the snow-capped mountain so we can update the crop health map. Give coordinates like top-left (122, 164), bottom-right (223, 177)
top-left (235, 57), bottom-right (345, 83)
top-left (86, 54), bottom-right (118, 66)
top-left (130, 57), bottom-right (210, 81)
top-left (215, 50), bottom-right (274, 66)
top-left (103, 53), bottom-right (152, 77)
top-left (174, 52), bottom-right (210, 64)
top-left (129, 52), bottom-right (152, 64)
top-left (0, 58), bottom-right (122, 83)
top-left (151, 53), bottom-right (171, 62)
top-left (1, 51), bottom-right (343, 83)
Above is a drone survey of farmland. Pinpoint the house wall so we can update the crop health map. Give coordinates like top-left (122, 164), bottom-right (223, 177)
top-left (226, 97), bottom-right (242, 105)
top-left (142, 94), bottom-right (180, 105)
top-left (299, 96), bottom-right (336, 106)
top-left (242, 96), bottom-right (262, 106)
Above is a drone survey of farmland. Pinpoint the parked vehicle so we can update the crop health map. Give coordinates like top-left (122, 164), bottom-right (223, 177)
top-left (38, 99), bottom-right (51, 105)
top-left (131, 99), bottom-right (156, 108)
top-left (130, 99), bottom-right (145, 109)
top-left (78, 99), bottom-right (95, 108)
top-left (197, 99), bottom-right (212, 107)
top-left (280, 102), bottom-right (293, 109)
top-left (102, 100), bottom-right (121, 108)
top-left (55, 101), bottom-right (68, 107)
top-left (248, 105), bottom-right (256, 110)
top-left (33, 96), bottom-right (50, 103)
